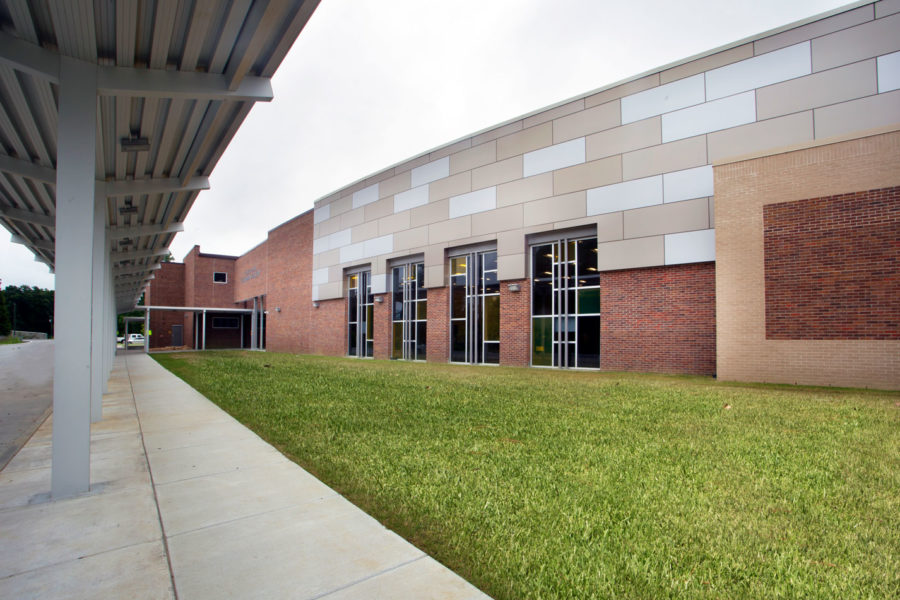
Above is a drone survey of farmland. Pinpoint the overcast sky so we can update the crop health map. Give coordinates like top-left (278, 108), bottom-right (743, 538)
top-left (1, 0), bottom-right (851, 290)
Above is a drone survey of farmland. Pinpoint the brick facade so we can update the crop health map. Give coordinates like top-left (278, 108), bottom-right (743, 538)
top-left (715, 130), bottom-right (900, 389)
top-left (600, 264), bottom-right (716, 375)
top-left (266, 212), bottom-right (314, 353)
top-left (425, 287), bottom-right (449, 363)
top-left (306, 298), bottom-right (346, 356)
top-left (499, 279), bottom-right (530, 367)
top-left (145, 262), bottom-right (185, 348)
top-left (764, 186), bottom-right (900, 340)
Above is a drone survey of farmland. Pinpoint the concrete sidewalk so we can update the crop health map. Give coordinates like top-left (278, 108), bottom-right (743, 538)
top-left (0, 352), bottom-right (490, 599)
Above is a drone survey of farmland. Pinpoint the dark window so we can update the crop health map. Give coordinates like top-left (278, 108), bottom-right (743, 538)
top-left (212, 317), bottom-right (239, 329)
top-left (213, 272), bottom-right (227, 283)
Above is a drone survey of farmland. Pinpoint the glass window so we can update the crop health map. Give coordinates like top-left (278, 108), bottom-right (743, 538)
top-left (348, 271), bottom-right (373, 357)
top-left (449, 250), bottom-right (500, 364)
top-left (530, 236), bottom-right (601, 368)
top-left (391, 261), bottom-right (426, 360)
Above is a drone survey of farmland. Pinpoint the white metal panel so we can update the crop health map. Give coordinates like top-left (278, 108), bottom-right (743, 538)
top-left (663, 166), bottom-right (714, 203)
top-left (877, 50), bottom-right (900, 92)
top-left (394, 184), bottom-right (430, 213)
top-left (586, 175), bottom-right (662, 215)
top-left (411, 156), bottom-right (450, 187)
top-left (664, 228), bottom-right (716, 264)
top-left (620, 74), bottom-right (705, 124)
top-left (705, 42), bottom-right (811, 100)
top-left (314, 203), bottom-right (330, 224)
top-left (352, 183), bottom-right (379, 209)
top-left (523, 138), bottom-right (585, 177)
top-left (662, 92), bottom-right (756, 142)
top-left (449, 186), bottom-right (496, 219)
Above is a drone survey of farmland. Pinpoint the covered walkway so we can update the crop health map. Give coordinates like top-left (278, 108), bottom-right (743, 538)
top-left (0, 352), bottom-right (488, 599)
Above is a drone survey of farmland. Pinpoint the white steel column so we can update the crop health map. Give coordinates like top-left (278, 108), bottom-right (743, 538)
top-left (90, 193), bottom-right (105, 422)
top-left (144, 308), bottom-right (150, 352)
top-left (240, 313), bottom-right (244, 349)
top-left (52, 57), bottom-right (98, 498)
top-left (202, 309), bottom-right (207, 350)
top-left (250, 297), bottom-right (258, 350)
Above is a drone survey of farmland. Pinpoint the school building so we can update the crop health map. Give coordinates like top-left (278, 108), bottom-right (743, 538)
top-left (146, 0), bottom-right (900, 390)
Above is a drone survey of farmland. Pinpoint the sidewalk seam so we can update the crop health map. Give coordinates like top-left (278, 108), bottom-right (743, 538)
top-left (308, 555), bottom-right (428, 600)
top-left (126, 353), bottom-right (180, 600)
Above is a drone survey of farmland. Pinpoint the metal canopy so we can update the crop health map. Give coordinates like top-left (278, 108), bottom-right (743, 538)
top-left (0, 0), bottom-right (319, 313)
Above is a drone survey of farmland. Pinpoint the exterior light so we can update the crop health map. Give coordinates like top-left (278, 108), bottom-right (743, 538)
top-left (508, 283), bottom-right (521, 292)
top-left (313, 302), bottom-right (319, 308)
top-left (375, 296), bottom-right (384, 303)
top-left (120, 137), bottom-right (151, 152)
top-left (275, 307), bottom-right (281, 312)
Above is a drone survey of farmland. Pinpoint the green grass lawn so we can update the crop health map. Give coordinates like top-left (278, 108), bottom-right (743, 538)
top-left (153, 351), bottom-right (899, 599)
top-left (0, 336), bottom-right (23, 345)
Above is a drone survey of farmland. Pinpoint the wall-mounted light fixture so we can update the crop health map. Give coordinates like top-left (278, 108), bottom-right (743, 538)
top-left (312, 302), bottom-right (319, 308)
top-left (375, 296), bottom-right (384, 303)
top-left (508, 283), bottom-right (521, 292)
top-left (275, 307), bottom-right (281, 312)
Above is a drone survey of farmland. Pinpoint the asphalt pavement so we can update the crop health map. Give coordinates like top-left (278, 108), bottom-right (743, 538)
top-left (0, 339), bottom-right (53, 470)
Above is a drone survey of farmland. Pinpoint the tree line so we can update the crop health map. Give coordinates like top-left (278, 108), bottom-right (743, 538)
top-left (0, 285), bottom-right (54, 336)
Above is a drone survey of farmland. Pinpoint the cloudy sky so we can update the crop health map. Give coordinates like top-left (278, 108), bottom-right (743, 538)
top-left (1, 0), bottom-right (850, 290)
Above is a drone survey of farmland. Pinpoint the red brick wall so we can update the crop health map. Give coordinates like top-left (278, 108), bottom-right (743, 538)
top-left (373, 293), bottom-right (390, 359)
top-left (764, 186), bottom-right (900, 340)
top-left (183, 246), bottom-right (238, 308)
top-left (601, 263), bottom-right (716, 375)
top-left (307, 298), bottom-right (345, 356)
top-left (234, 241), bottom-right (268, 303)
top-left (266, 212), bottom-right (314, 353)
top-left (500, 279), bottom-right (530, 366)
top-left (146, 262), bottom-right (186, 348)
top-left (426, 287), bottom-right (449, 363)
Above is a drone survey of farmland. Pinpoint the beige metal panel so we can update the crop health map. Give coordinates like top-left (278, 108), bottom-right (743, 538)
top-left (471, 204), bottom-right (524, 236)
top-left (498, 253), bottom-right (526, 281)
top-left (586, 116), bottom-right (661, 161)
top-left (496, 122), bottom-right (553, 160)
top-left (553, 155), bottom-right (621, 195)
top-left (377, 211), bottom-right (410, 236)
top-left (812, 12), bottom-right (900, 71)
top-left (364, 197), bottom-right (394, 221)
top-left (424, 244), bottom-right (445, 267)
top-left (428, 215), bottom-right (471, 244)
top-left (393, 225), bottom-right (428, 251)
top-left (424, 264), bottom-right (445, 289)
top-left (450, 140), bottom-right (496, 174)
top-left (523, 191), bottom-right (586, 227)
top-left (621, 135), bottom-right (707, 181)
top-left (471, 120), bottom-right (524, 146)
top-left (313, 248), bottom-right (341, 269)
top-left (877, 0), bottom-right (900, 18)
top-left (708, 111), bottom-right (814, 162)
top-left (623, 198), bottom-right (709, 239)
top-left (429, 171), bottom-right (472, 201)
top-left (471, 155), bottom-right (523, 189)
top-left (430, 137), bottom-right (472, 162)
top-left (339, 206), bottom-right (365, 229)
top-left (497, 230), bottom-right (525, 256)
top-left (755, 5), bottom-right (873, 55)
top-left (597, 236), bottom-right (665, 271)
top-left (410, 198), bottom-right (449, 228)
top-left (552, 101), bottom-right (620, 144)
top-left (497, 172), bottom-right (554, 207)
top-left (329, 195), bottom-right (351, 217)
top-left (585, 73), bottom-right (659, 108)
top-left (351, 220), bottom-right (378, 243)
top-left (553, 215), bottom-right (602, 230)
top-left (708, 197), bottom-right (715, 227)
top-left (523, 98), bottom-right (584, 129)
top-left (597, 212), bottom-right (624, 242)
top-left (379, 170), bottom-right (411, 199)
top-left (756, 59), bottom-right (877, 120)
top-left (813, 90), bottom-right (900, 139)
top-left (660, 44), bottom-right (754, 84)
top-left (316, 216), bottom-right (342, 237)
top-left (315, 280), bottom-right (342, 301)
